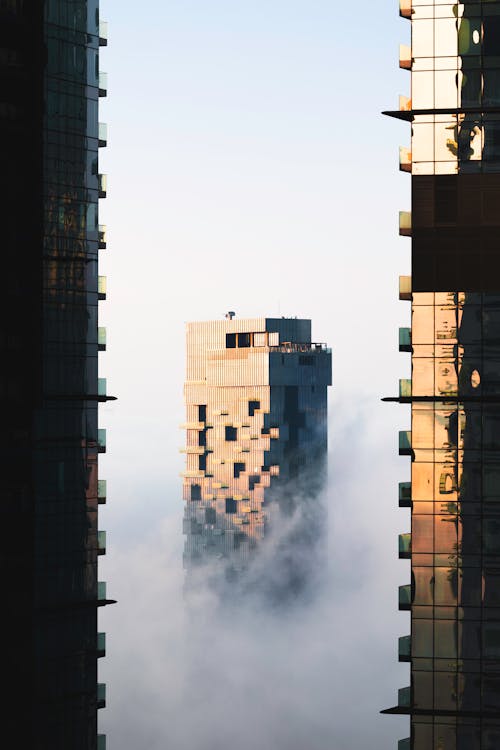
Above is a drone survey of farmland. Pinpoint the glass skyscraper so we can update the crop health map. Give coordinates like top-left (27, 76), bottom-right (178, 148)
top-left (1, 3), bottom-right (112, 748)
top-left (384, 2), bottom-right (500, 748)
top-left (182, 316), bottom-right (331, 596)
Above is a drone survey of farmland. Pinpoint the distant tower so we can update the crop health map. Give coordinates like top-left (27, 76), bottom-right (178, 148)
top-left (181, 317), bottom-right (332, 597)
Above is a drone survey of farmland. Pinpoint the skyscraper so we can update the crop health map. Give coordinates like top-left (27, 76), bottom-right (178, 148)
top-left (182, 315), bottom-right (331, 596)
top-left (384, 2), bottom-right (500, 748)
top-left (1, 3), bottom-right (112, 748)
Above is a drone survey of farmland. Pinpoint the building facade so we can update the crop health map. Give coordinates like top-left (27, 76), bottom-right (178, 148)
top-left (384, 2), bottom-right (500, 748)
top-left (1, 3), bottom-right (112, 748)
top-left (182, 316), bottom-right (331, 595)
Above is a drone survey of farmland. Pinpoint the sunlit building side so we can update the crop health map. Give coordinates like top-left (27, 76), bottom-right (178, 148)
top-left (182, 316), bottom-right (331, 595)
top-left (384, 2), bottom-right (500, 748)
top-left (0, 3), bottom-right (112, 748)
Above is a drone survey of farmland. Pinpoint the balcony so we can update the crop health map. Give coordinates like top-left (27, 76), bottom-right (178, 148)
top-left (99, 71), bottom-right (107, 97)
top-left (98, 479), bottom-right (107, 504)
top-left (399, 0), bottom-right (411, 19)
top-left (98, 173), bottom-right (107, 198)
top-left (97, 683), bottom-right (106, 709)
top-left (399, 379), bottom-right (411, 398)
top-left (399, 533), bottom-right (411, 559)
top-left (98, 275), bottom-right (107, 300)
top-left (179, 422), bottom-right (205, 430)
top-left (99, 20), bottom-right (108, 45)
top-left (399, 584), bottom-right (411, 610)
top-left (399, 327), bottom-right (411, 352)
top-left (399, 275), bottom-right (412, 301)
top-left (399, 146), bottom-right (411, 173)
top-left (98, 378), bottom-right (107, 398)
top-left (399, 211), bottom-right (412, 236)
top-left (99, 224), bottom-right (107, 249)
top-left (398, 634), bottom-right (411, 662)
top-left (399, 481), bottom-right (411, 508)
top-left (98, 530), bottom-right (106, 555)
top-left (98, 122), bottom-right (107, 146)
top-left (398, 686), bottom-right (411, 708)
top-left (98, 327), bottom-right (107, 351)
top-left (98, 428), bottom-right (106, 453)
top-left (180, 446), bottom-right (205, 454)
top-left (398, 740), bottom-right (410, 750)
top-left (399, 44), bottom-right (411, 70)
top-left (399, 430), bottom-right (412, 456)
top-left (399, 95), bottom-right (411, 112)
top-left (97, 632), bottom-right (106, 657)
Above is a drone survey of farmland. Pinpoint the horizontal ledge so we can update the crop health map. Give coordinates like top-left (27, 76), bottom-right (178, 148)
top-left (383, 395), bottom-right (500, 403)
top-left (383, 105), bottom-right (500, 122)
top-left (381, 706), bottom-right (500, 718)
top-left (36, 598), bottom-right (117, 612)
top-left (43, 394), bottom-right (118, 402)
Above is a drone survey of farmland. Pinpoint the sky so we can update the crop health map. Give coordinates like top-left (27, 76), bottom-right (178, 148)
top-left (98, 2), bottom-right (412, 748)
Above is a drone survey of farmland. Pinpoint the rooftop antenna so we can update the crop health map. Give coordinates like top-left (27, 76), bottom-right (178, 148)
top-left (225, 311), bottom-right (236, 320)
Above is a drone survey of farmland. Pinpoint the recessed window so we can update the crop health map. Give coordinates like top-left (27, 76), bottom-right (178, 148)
top-left (198, 430), bottom-right (206, 447)
top-left (226, 333), bottom-right (236, 348)
top-left (198, 405), bottom-right (206, 422)
top-left (234, 462), bottom-right (245, 478)
top-left (198, 453), bottom-right (206, 471)
top-left (248, 400), bottom-right (260, 416)
top-left (225, 426), bottom-right (237, 441)
top-left (190, 484), bottom-right (201, 501)
top-left (248, 475), bottom-right (260, 491)
top-left (225, 497), bottom-right (237, 514)
top-left (238, 332), bottom-right (251, 348)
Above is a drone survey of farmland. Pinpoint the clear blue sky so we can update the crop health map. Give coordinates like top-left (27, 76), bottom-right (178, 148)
top-left (98, 2), bottom-right (411, 748)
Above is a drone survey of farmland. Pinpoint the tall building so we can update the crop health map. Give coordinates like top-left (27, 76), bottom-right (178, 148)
top-left (182, 315), bottom-right (331, 595)
top-left (1, 3), bottom-right (113, 748)
top-left (383, 2), bottom-right (500, 748)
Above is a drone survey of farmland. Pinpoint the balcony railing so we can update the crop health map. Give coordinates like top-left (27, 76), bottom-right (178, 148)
top-left (399, 211), bottom-right (412, 236)
top-left (97, 632), bottom-right (106, 657)
top-left (98, 173), bottom-right (107, 198)
top-left (399, 44), bottom-right (411, 70)
top-left (99, 20), bottom-right (108, 45)
top-left (399, 481), bottom-right (411, 507)
top-left (98, 275), bottom-right (107, 300)
top-left (399, 275), bottom-right (411, 301)
top-left (98, 327), bottom-right (107, 351)
top-left (97, 683), bottom-right (106, 709)
top-left (399, 0), bottom-right (411, 19)
top-left (399, 533), bottom-right (411, 559)
top-left (398, 635), bottom-right (411, 662)
top-left (99, 72), bottom-right (107, 97)
top-left (399, 430), bottom-right (411, 455)
top-left (399, 146), bottom-right (411, 173)
top-left (398, 686), bottom-right (411, 708)
top-left (399, 584), bottom-right (411, 610)
top-left (399, 327), bottom-right (411, 352)
top-left (98, 428), bottom-right (106, 453)
top-left (98, 122), bottom-right (107, 146)
top-left (98, 530), bottom-right (106, 555)
top-left (99, 224), bottom-right (107, 249)
top-left (399, 379), bottom-right (411, 398)
top-left (269, 342), bottom-right (330, 354)
top-left (98, 479), bottom-right (107, 504)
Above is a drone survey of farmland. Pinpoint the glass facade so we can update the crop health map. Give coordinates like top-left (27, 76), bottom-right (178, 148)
top-left (385, 2), bottom-right (500, 748)
top-left (0, 2), bottom-right (111, 747)
top-left (182, 317), bottom-right (332, 596)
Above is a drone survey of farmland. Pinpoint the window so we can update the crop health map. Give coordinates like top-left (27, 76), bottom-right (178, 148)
top-left (225, 426), bottom-right (237, 441)
top-left (225, 497), bottom-right (237, 514)
top-left (248, 475), bottom-right (260, 491)
top-left (248, 400), bottom-right (260, 416)
top-left (198, 404), bottom-right (206, 422)
top-left (299, 355), bottom-right (314, 366)
top-left (238, 332), bottom-right (251, 348)
top-left (205, 507), bottom-right (216, 524)
top-left (254, 332), bottom-right (266, 347)
top-left (268, 332), bottom-right (279, 346)
top-left (190, 484), bottom-right (201, 501)
top-left (198, 430), bottom-right (206, 447)
top-left (234, 462), bottom-right (245, 478)
top-left (226, 333), bottom-right (236, 348)
top-left (198, 453), bottom-right (206, 471)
